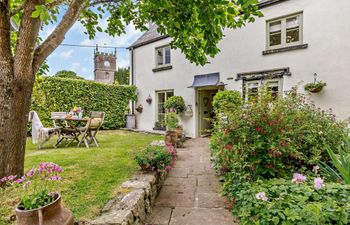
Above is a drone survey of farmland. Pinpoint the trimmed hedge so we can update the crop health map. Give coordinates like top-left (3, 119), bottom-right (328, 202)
top-left (31, 76), bottom-right (136, 129)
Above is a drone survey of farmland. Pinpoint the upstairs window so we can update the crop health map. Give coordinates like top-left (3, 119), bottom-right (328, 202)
top-left (267, 13), bottom-right (303, 49)
top-left (156, 46), bottom-right (171, 67)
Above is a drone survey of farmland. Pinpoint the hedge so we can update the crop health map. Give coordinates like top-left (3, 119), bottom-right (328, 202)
top-left (31, 76), bottom-right (137, 129)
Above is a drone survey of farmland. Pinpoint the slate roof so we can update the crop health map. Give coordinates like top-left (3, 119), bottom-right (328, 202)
top-left (129, 0), bottom-right (288, 49)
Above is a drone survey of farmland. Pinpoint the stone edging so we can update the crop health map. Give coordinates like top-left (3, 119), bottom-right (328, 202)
top-left (90, 171), bottom-right (168, 225)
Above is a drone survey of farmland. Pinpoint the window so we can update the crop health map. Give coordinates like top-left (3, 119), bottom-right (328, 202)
top-left (245, 79), bottom-right (282, 102)
top-left (267, 13), bottom-right (302, 49)
top-left (156, 90), bottom-right (174, 125)
top-left (105, 72), bottom-right (110, 80)
top-left (156, 46), bottom-right (171, 67)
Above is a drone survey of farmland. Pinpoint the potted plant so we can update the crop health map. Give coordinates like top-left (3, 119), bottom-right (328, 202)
top-left (0, 162), bottom-right (73, 225)
top-left (164, 96), bottom-right (186, 114)
top-left (164, 112), bottom-right (179, 145)
top-left (304, 73), bottom-right (327, 93)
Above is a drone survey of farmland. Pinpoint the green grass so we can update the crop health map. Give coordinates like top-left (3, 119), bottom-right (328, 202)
top-left (0, 130), bottom-right (161, 225)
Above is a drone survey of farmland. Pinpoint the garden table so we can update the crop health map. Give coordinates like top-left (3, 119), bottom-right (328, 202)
top-left (51, 117), bottom-right (89, 147)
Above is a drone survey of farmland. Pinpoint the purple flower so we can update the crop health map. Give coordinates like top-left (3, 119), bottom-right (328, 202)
top-left (255, 192), bottom-right (268, 201)
top-left (292, 173), bottom-right (306, 183)
top-left (38, 162), bottom-right (63, 174)
top-left (26, 168), bottom-right (36, 177)
top-left (314, 178), bottom-right (324, 190)
top-left (23, 181), bottom-right (31, 189)
top-left (15, 176), bottom-right (26, 184)
top-left (49, 175), bottom-right (62, 181)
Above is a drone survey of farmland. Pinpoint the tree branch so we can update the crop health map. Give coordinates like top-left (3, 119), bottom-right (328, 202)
top-left (32, 0), bottom-right (86, 73)
top-left (88, 0), bottom-right (121, 7)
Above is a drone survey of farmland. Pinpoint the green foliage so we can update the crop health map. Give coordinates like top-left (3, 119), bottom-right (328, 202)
top-left (114, 67), bottom-right (130, 85)
top-left (135, 145), bottom-right (175, 172)
top-left (212, 90), bottom-right (242, 114)
top-left (304, 81), bottom-right (327, 92)
top-left (54, 70), bottom-right (85, 80)
top-left (19, 190), bottom-right (54, 211)
top-left (210, 87), bottom-right (349, 188)
top-left (164, 112), bottom-right (179, 131)
top-left (31, 76), bottom-right (136, 129)
top-left (233, 178), bottom-right (350, 225)
top-left (320, 142), bottom-right (350, 184)
top-left (164, 96), bottom-right (186, 113)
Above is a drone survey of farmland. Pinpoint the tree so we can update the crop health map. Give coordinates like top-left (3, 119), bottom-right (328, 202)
top-left (114, 67), bottom-right (129, 85)
top-left (0, 0), bottom-right (262, 178)
top-left (54, 70), bottom-right (85, 80)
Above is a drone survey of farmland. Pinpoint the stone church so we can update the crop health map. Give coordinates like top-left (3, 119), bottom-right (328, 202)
top-left (94, 46), bottom-right (116, 84)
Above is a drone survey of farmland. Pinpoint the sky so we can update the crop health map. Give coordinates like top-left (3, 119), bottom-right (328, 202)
top-left (41, 15), bottom-right (143, 80)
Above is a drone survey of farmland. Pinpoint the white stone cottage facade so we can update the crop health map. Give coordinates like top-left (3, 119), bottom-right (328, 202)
top-left (129, 0), bottom-right (350, 138)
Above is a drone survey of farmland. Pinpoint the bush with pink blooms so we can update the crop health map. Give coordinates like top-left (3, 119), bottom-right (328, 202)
top-left (135, 144), bottom-right (177, 173)
top-left (0, 162), bottom-right (63, 210)
top-left (234, 173), bottom-right (350, 225)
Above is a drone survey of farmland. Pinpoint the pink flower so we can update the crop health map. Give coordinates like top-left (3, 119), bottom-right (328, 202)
top-left (165, 166), bottom-right (172, 172)
top-left (26, 168), bottom-right (36, 177)
top-left (49, 175), bottom-right (62, 181)
top-left (15, 176), bottom-right (26, 184)
top-left (255, 192), bottom-right (268, 201)
top-left (23, 181), bottom-right (31, 189)
top-left (314, 178), bottom-right (324, 190)
top-left (292, 173), bottom-right (306, 183)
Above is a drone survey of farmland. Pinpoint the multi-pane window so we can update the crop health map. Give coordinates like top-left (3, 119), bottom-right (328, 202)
top-left (156, 46), bottom-right (171, 67)
top-left (267, 13), bottom-right (302, 49)
top-left (245, 79), bottom-right (282, 102)
top-left (156, 90), bottom-right (174, 125)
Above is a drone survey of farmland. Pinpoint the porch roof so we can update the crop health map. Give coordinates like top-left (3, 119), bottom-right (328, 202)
top-left (188, 72), bottom-right (226, 88)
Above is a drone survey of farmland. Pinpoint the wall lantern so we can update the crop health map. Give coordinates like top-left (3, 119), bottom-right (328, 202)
top-left (184, 105), bottom-right (193, 117)
top-left (146, 94), bottom-right (152, 104)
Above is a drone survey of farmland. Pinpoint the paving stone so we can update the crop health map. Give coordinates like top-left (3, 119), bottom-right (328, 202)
top-left (91, 210), bottom-right (133, 225)
top-left (145, 207), bottom-right (172, 225)
top-left (155, 186), bottom-right (195, 208)
top-left (197, 193), bottom-right (230, 208)
top-left (168, 168), bottom-right (188, 178)
top-left (169, 208), bottom-right (236, 225)
top-left (164, 177), bottom-right (196, 187)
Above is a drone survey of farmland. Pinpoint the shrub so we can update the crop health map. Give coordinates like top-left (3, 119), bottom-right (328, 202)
top-left (135, 144), bottom-right (177, 172)
top-left (212, 90), bottom-right (242, 113)
top-left (31, 76), bottom-right (137, 129)
top-left (164, 112), bottom-right (179, 131)
top-left (210, 87), bottom-right (349, 188)
top-left (164, 96), bottom-right (186, 113)
top-left (233, 177), bottom-right (350, 225)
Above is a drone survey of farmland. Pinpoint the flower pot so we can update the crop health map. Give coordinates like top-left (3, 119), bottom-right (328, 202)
top-left (164, 131), bottom-right (177, 146)
top-left (15, 194), bottom-right (73, 225)
top-left (309, 87), bottom-right (323, 93)
top-left (174, 127), bottom-right (183, 140)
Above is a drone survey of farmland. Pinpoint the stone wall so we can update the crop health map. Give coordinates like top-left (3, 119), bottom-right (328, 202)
top-left (90, 171), bottom-right (168, 225)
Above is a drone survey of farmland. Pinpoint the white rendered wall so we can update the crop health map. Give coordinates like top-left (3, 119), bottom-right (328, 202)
top-left (132, 0), bottom-right (350, 138)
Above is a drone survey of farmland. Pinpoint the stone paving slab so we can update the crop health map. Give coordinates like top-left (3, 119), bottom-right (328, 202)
top-left (146, 138), bottom-right (236, 225)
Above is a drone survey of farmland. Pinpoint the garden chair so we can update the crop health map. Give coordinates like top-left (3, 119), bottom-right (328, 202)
top-left (28, 111), bottom-right (59, 149)
top-left (78, 111), bottom-right (105, 148)
top-left (51, 112), bottom-right (69, 147)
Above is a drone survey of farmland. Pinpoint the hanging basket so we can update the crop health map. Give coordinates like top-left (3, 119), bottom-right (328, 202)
top-left (309, 87), bottom-right (324, 93)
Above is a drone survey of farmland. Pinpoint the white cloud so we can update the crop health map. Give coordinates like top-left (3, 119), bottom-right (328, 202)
top-left (59, 49), bottom-right (74, 59)
top-left (70, 62), bottom-right (81, 72)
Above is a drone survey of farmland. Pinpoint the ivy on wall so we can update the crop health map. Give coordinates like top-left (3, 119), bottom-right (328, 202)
top-left (31, 76), bottom-right (137, 129)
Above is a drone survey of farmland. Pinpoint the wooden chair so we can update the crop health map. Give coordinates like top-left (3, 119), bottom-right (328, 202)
top-left (51, 112), bottom-right (69, 147)
top-left (78, 111), bottom-right (105, 148)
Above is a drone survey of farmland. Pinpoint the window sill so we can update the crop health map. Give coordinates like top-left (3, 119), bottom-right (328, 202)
top-left (152, 65), bottom-right (173, 72)
top-left (263, 44), bottom-right (308, 55)
top-left (153, 127), bottom-right (166, 131)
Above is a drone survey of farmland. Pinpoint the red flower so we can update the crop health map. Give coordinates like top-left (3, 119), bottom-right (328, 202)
top-left (255, 127), bottom-right (261, 132)
top-left (225, 145), bottom-right (232, 150)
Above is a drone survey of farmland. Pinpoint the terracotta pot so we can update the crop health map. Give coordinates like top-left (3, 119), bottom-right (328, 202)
top-left (309, 87), bottom-right (323, 93)
top-left (164, 130), bottom-right (177, 146)
top-left (16, 194), bottom-right (73, 225)
top-left (174, 127), bottom-right (183, 139)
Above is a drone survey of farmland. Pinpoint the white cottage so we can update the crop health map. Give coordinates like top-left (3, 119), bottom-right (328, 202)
top-left (128, 0), bottom-right (350, 138)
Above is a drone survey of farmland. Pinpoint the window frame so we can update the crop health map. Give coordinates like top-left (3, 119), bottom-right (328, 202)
top-left (245, 78), bottom-right (283, 102)
top-left (155, 90), bottom-right (174, 125)
top-left (155, 45), bottom-right (171, 68)
top-left (266, 12), bottom-right (303, 50)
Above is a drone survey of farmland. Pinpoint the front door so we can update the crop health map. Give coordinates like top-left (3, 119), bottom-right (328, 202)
top-left (198, 89), bottom-right (218, 136)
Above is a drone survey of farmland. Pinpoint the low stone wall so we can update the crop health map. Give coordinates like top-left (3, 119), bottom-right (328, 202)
top-left (90, 171), bottom-right (167, 225)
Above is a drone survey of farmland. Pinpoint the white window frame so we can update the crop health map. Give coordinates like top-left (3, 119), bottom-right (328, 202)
top-left (266, 12), bottom-right (303, 50)
top-left (245, 78), bottom-right (283, 102)
top-left (156, 90), bottom-right (174, 124)
top-left (155, 45), bottom-right (171, 68)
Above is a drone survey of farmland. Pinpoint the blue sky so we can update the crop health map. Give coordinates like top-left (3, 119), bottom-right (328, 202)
top-left (41, 16), bottom-right (143, 80)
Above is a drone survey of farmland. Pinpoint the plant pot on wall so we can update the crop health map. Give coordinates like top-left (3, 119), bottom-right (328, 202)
top-left (146, 95), bottom-right (152, 104)
top-left (15, 194), bottom-right (73, 225)
top-left (135, 104), bottom-right (143, 113)
top-left (304, 73), bottom-right (326, 94)
top-left (164, 130), bottom-right (177, 146)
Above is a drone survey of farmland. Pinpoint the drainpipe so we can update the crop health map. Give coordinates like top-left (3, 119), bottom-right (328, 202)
top-left (130, 47), bottom-right (135, 114)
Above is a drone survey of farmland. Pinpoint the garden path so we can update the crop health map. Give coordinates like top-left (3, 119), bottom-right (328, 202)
top-left (145, 138), bottom-right (237, 225)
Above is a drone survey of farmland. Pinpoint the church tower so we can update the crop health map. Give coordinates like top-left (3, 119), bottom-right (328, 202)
top-left (94, 45), bottom-right (116, 84)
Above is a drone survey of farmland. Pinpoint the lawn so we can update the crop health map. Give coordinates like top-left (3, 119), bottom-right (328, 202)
top-left (0, 130), bottom-right (161, 225)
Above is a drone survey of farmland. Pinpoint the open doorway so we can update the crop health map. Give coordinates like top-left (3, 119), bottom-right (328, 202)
top-left (197, 88), bottom-right (218, 137)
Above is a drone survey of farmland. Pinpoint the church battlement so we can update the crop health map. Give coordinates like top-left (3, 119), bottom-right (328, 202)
top-left (94, 45), bottom-right (116, 85)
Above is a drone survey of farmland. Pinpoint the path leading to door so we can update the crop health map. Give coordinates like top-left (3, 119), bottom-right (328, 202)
top-left (145, 138), bottom-right (237, 225)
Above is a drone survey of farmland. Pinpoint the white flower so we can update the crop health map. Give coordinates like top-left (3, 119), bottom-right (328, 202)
top-left (256, 192), bottom-right (268, 201)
